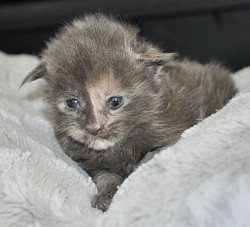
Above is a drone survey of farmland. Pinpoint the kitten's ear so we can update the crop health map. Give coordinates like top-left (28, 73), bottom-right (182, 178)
top-left (20, 62), bottom-right (47, 88)
top-left (137, 45), bottom-right (177, 66)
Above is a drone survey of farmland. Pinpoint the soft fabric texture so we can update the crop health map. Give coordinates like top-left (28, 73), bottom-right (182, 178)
top-left (0, 51), bottom-right (250, 227)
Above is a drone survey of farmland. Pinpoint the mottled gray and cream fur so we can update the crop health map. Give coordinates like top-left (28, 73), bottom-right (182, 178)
top-left (21, 14), bottom-right (237, 211)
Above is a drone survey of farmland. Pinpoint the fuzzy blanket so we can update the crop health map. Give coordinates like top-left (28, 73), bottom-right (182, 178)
top-left (0, 50), bottom-right (250, 227)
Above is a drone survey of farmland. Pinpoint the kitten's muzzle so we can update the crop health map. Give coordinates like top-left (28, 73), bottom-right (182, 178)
top-left (86, 124), bottom-right (103, 136)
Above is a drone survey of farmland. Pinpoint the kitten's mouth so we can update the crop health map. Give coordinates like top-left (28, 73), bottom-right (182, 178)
top-left (88, 138), bottom-right (116, 150)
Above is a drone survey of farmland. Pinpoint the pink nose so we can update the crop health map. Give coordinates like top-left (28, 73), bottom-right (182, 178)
top-left (86, 124), bottom-right (102, 136)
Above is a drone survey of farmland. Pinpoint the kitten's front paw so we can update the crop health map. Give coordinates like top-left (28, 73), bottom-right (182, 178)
top-left (91, 171), bottom-right (123, 211)
top-left (92, 194), bottom-right (113, 211)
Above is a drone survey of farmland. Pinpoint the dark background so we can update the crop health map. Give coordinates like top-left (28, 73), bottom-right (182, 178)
top-left (1, 0), bottom-right (250, 71)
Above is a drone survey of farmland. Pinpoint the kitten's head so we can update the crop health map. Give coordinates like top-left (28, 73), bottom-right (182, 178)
top-left (21, 14), bottom-right (175, 150)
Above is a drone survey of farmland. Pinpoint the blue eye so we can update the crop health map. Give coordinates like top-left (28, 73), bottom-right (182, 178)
top-left (66, 99), bottom-right (80, 109)
top-left (107, 96), bottom-right (123, 109)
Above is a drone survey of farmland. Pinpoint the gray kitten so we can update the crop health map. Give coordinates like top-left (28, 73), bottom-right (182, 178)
top-left (21, 14), bottom-right (237, 211)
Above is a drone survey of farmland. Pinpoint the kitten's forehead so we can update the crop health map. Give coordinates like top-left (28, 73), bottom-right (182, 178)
top-left (86, 72), bottom-right (121, 97)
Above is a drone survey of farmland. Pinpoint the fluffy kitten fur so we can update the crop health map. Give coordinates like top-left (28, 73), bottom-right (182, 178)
top-left (21, 14), bottom-right (237, 211)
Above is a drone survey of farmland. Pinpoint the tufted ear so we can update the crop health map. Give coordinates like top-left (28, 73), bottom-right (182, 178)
top-left (137, 45), bottom-right (177, 66)
top-left (20, 62), bottom-right (47, 88)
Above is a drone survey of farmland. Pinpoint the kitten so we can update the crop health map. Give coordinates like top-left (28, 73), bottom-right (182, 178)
top-left (21, 14), bottom-right (237, 211)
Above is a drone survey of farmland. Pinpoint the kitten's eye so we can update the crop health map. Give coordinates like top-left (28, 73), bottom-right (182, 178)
top-left (66, 99), bottom-right (80, 109)
top-left (107, 96), bottom-right (124, 109)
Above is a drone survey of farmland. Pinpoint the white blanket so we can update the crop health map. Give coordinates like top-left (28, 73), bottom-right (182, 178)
top-left (0, 51), bottom-right (250, 227)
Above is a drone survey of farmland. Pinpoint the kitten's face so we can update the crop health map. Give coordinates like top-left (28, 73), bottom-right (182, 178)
top-left (45, 60), bottom-right (157, 151)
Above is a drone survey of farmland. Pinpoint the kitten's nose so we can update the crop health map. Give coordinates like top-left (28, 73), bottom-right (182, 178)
top-left (86, 124), bottom-right (102, 136)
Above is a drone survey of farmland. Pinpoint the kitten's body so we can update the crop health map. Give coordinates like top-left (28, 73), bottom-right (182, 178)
top-left (22, 14), bottom-right (237, 210)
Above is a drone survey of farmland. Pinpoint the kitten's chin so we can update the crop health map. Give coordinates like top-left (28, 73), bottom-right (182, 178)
top-left (88, 139), bottom-right (116, 150)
